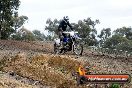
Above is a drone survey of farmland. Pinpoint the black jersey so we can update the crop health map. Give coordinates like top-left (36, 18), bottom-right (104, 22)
top-left (58, 20), bottom-right (72, 31)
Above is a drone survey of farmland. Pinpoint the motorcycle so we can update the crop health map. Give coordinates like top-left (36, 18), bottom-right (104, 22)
top-left (54, 31), bottom-right (83, 55)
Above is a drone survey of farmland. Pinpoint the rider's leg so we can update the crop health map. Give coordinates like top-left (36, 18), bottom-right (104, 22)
top-left (58, 31), bottom-right (64, 48)
top-left (58, 31), bottom-right (63, 41)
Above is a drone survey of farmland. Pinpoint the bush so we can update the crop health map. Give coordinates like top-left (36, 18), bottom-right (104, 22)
top-left (110, 83), bottom-right (120, 88)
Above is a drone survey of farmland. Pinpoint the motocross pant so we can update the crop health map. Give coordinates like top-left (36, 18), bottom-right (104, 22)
top-left (58, 31), bottom-right (66, 41)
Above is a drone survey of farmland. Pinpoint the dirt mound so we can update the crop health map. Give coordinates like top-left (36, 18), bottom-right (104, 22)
top-left (1, 53), bottom-right (89, 88)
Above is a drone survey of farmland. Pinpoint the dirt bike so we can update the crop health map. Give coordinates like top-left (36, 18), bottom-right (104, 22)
top-left (54, 31), bottom-right (83, 55)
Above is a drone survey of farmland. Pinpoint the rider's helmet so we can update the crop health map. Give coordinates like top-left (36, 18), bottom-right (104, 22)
top-left (63, 16), bottom-right (69, 21)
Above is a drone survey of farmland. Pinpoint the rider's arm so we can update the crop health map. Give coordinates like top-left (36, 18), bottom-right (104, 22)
top-left (58, 21), bottom-right (63, 31)
top-left (67, 21), bottom-right (73, 30)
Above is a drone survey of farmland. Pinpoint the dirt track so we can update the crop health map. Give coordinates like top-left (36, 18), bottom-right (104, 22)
top-left (0, 40), bottom-right (132, 88)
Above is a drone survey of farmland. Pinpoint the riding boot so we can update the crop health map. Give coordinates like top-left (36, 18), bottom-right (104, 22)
top-left (60, 41), bottom-right (63, 48)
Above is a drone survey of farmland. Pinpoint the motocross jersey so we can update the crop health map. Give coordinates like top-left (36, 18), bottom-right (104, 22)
top-left (58, 20), bottom-right (73, 31)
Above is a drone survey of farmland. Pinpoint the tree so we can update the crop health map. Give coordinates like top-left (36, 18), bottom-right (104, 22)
top-left (11, 27), bottom-right (35, 41)
top-left (113, 27), bottom-right (132, 40)
top-left (45, 18), bottom-right (61, 40)
top-left (45, 35), bottom-right (53, 41)
top-left (45, 18), bottom-right (60, 40)
top-left (72, 18), bottom-right (99, 46)
top-left (103, 34), bottom-right (132, 52)
top-left (45, 18), bottom-right (60, 34)
top-left (13, 12), bottom-right (28, 31)
top-left (44, 17), bottom-right (99, 43)
top-left (32, 30), bottom-right (46, 41)
top-left (98, 28), bottom-right (111, 47)
top-left (0, 0), bottom-right (20, 39)
top-left (100, 26), bottom-right (132, 52)
top-left (103, 35), bottom-right (125, 49)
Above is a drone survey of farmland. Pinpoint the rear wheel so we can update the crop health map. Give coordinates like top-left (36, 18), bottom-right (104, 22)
top-left (54, 43), bottom-right (65, 54)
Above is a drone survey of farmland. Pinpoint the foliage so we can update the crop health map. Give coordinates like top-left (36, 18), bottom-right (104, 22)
top-left (45, 35), bottom-right (53, 41)
top-left (11, 27), bottom-right (35, 41)
top-left (72, 18), bottom-right (99, 46)
top-left (110, 83), bottom-right (120, 88)
top-left (0, 0), bottom-right (20, 39)
top-left (99, 27), bottom-right (132, 52)
top-left (98, 28), bottom-right (111, 47)
top-left (13, 12), bottom-right (28, 31)
top-left (44, 18), bottom-right (61, 41)
top-left (45, 18), bottom-right (60, 34)
top-left (103, 34), bottom-right (132, 52)
top-left (103, 35), bottom-right (126, 48)
top-left (11, 28), bottom-right (53, 41)
top-left (45, 17), bottom-right (99, 45)
top-left (32, 30), bottom-right (46, 41)
top-left (113, 27), bottom-right (132, 40)
top-left (115, 40), bottom-right (132, 52)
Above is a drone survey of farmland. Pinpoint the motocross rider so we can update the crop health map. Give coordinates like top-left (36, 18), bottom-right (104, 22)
top-left (58, 16), bottom-right (73, 47)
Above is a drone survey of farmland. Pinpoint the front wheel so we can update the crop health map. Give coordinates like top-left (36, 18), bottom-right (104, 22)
top-left (73, 42), bottom-right (83, 55)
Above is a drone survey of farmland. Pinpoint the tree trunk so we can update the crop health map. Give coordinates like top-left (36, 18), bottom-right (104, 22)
top-left (0, 30), bottom-right (1, 40)
top-left (0, 13), bottom-right (1, 39)
top-left (0, 11), bottom-right (3, 40)
top-left (0, 21), bottom-right (1, 39)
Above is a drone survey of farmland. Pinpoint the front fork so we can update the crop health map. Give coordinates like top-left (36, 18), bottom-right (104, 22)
top-left (72, 41), bottom-right (75, 53)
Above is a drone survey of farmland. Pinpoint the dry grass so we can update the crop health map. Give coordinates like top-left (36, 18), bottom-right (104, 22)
top-left (2, 53), bottom-right (88, 88)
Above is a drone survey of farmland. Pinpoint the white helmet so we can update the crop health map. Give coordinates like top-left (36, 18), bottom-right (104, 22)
top-left (63, 16), bottom-right (69, 21)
